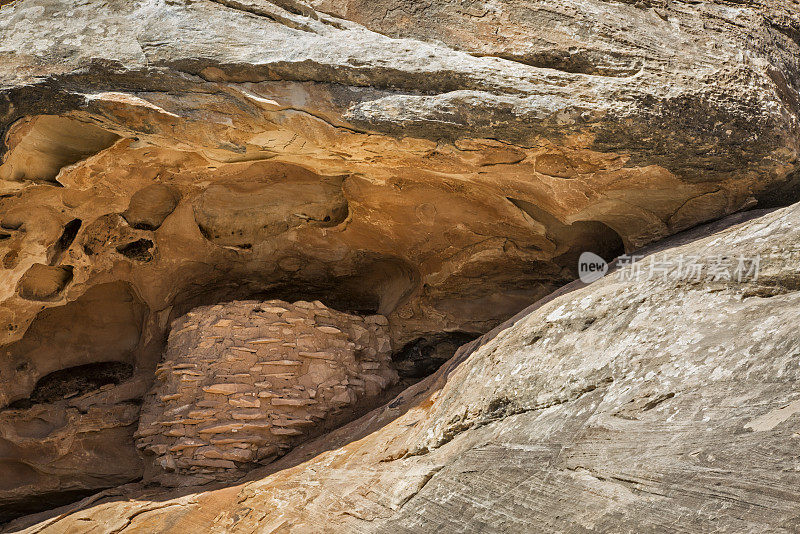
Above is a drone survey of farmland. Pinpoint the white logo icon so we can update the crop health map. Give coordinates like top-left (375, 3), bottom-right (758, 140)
top-left (578, 252), bottom-right (608, 284)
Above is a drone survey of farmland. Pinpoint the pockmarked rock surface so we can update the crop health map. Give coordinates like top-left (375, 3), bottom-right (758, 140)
top-left (135, 299), bottom-right (397, 486)
top-left (0, 0), bottom-right (798, 523)
top-left (10, 202), bottom-right (800, 533)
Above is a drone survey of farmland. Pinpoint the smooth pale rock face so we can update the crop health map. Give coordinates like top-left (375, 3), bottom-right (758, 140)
top-left (135, 299), bottom-right (398, 486)
top-left (12, 201), bottom-right (800, 533)
top-left (0, 0), bottom-right (798, 526)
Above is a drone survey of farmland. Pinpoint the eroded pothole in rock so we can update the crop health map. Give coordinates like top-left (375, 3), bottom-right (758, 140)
top-left (135, 299), bottom-right (399, 486)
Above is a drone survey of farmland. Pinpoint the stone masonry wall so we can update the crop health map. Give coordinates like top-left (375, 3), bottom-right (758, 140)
top-left (134, 299), bottom-right (398, 485)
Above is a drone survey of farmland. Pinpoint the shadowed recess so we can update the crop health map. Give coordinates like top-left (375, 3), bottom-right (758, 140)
top-left (0, 282), bottom-right (147, 409)
top-left (47, 218), bottom-right (82, 265)
top-left (5, 362), bottom-right (134, 410)
top-left (0, 116), bottom-right (119, 183)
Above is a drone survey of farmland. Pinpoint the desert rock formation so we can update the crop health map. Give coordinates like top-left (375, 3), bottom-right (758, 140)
top-left (0, 0), bottom-right (799, 528)
top-left (8, 185), bottom-right (800, 533)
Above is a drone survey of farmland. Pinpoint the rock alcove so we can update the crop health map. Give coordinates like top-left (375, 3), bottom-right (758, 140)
top-left (0, 0), bottom-right (798, 528)
top-left (0, 103), bottom-right (780, 522)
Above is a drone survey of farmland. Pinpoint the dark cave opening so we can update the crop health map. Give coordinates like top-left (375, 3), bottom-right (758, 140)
top-left (554, 219), bottom-right (626, 275)
top-left (116, 238), bottom-right (154, 262)
top-left (5, 361), bottom-right (134, 410)
top-left (0, 488), bottom-right (103, 525)
top-left (47, 218), bottom-right (82, 265)
top-left (393, 332), bottom-right (481, 379)
top-left (507, 196), bottom-right (626, 273)
top-left (755, 168), bottom-right (800, 209)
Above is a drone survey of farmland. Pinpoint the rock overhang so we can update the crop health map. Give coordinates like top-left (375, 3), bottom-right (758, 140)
top-left (0, 0), bottom-right (798, 525)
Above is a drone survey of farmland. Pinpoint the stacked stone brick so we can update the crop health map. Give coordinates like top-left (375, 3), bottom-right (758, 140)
top-left (134, 299), bottom-right (398, 485)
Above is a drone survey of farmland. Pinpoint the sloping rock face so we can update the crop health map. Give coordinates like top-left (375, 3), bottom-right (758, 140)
top-left (11, 198), bottom-right (800, 533)
top-left (135, 299), bottom-right (397, 486)
top-left (0, 0), bottom-right (798, 525)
